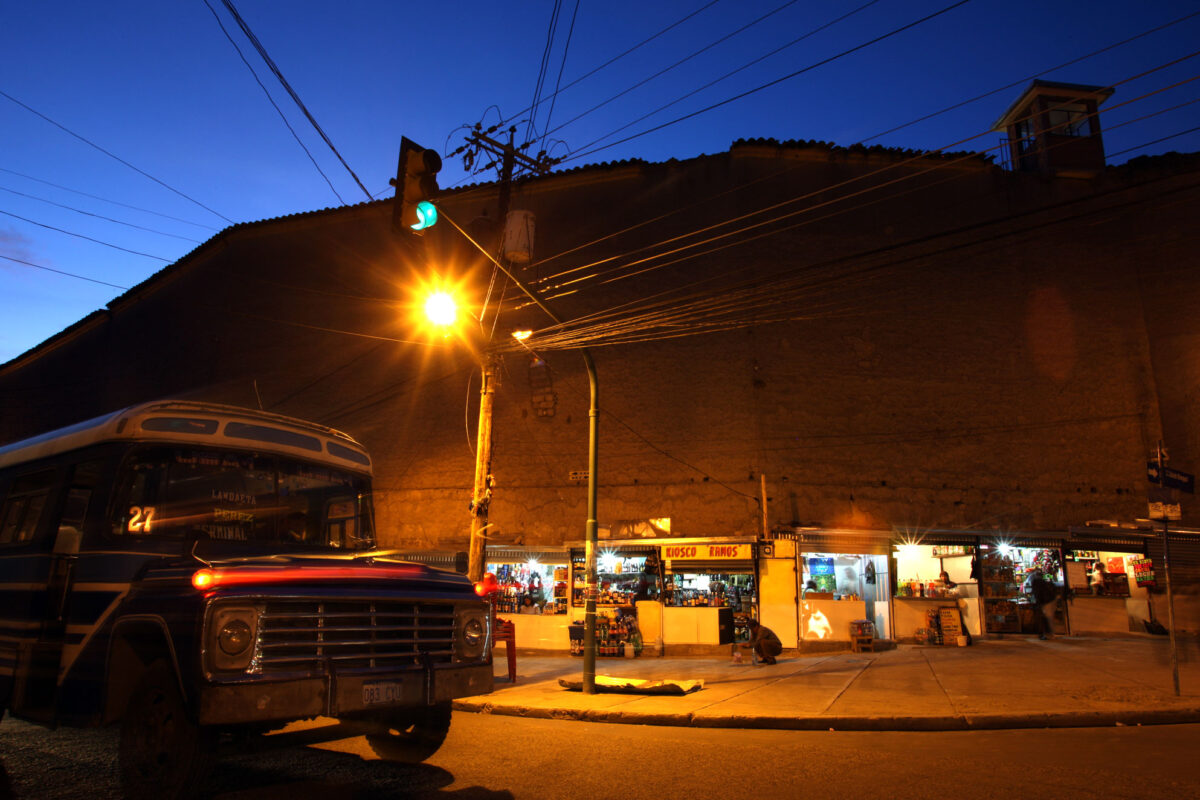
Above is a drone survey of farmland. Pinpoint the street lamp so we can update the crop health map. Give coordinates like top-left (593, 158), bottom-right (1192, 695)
top-left (421, 287), bottom-right (496, 585)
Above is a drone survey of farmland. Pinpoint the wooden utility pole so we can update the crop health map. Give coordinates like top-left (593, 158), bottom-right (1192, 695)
top-left (458, 126), bottom-right (558, 585)
top-left (467, 354), bottom-right (498, 583)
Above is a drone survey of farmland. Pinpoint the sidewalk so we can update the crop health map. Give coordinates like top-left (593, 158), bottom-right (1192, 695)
top-left (453, 636), bottom-right (1200, 731)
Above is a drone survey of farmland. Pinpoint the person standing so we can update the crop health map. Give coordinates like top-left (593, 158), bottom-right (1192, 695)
top-left (740, 618), bottom-right (783, 664)
top-left (1029, 570), bottom-right (1059, 640)
top-left (1090, 560), bottom-right (1108, 595)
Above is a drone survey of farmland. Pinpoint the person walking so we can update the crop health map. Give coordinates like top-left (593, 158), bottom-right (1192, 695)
top-left (1029, 570), bottom-right (1059, 640)
top-left (741, 618), bottom-right (783, 664)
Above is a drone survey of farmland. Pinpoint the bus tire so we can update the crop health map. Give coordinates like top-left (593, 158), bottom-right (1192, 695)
top-left (118, 660), bottom-right (214, 799)
top-left (364, 701), bottom-right (452, 763)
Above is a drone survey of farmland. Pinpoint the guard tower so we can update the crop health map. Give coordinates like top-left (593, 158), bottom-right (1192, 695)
top-left (993, 80), bottom-right (1114, 178)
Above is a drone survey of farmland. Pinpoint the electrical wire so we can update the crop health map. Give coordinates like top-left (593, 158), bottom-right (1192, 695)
top-left (527, 9), bottom-right (1200, 274)
top-left (496, 0), bottom-right (725, 132)
top-left (0, 209), bottom-right (172, 262)
top-left (548, 0), bottom-right (884, 157)
top-left (524, 0), bottom-right (564, 150)
top-left (537, 0), bottom-right (582, 156)
top-left (508, 165), bottom-right (1200, 352)
top-left (217, 0), bottom-right (373, 202)
top-left (0, 185), bottom-right (203, 244)
top-left (561, 0), bottom-right (974, 165)
top-left (859, 7), bottom-right (1200, 144)
top-left (0, 167), bottom-right (219, 231)
top-left (0, 89), bottom-right (233, 224)
top-left (531, 60), bottom-right (1199, 295)
top-left (539, 0), bottom-right (806, 145)
top-left (0, 253), bottom-right (129, 290)
top-left (201, 0), bottom-right (346, 205)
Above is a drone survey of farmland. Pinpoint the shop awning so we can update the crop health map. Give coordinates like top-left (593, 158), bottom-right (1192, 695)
top-left (486, 546), bottom-right (570, 564)
top-left (1067, 526), bottom-right (1156, 554)
top-left (774, 527), bottom-right (1069, 554)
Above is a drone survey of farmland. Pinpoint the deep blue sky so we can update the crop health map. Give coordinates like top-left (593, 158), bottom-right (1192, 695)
top-left (2, 0), bottom-right (1198, 364)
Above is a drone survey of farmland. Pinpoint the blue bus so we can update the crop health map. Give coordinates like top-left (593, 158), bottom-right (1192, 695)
top-left (0, 400), bottom-right (492, 798)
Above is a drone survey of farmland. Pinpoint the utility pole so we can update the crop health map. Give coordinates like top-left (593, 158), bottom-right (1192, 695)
top-left (1155, 440), bottom-right (1181, 696)
top-left (457, 126), bottom-right (559, 588)
top-left (447, 126), bottom-right (608, 692)
top-left (466, 354), bottom-right (498, 583)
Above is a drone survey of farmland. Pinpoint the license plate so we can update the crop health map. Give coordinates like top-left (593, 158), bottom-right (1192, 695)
top-left (362, 680), bottom-right (404, 706)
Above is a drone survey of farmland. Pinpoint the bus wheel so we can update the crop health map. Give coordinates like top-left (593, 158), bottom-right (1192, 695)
top-left (364, 701), bottom-right (452, 762)
top-left (119, 661), bottom-right (214, 799)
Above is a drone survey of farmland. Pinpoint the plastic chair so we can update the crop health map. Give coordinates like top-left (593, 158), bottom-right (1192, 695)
top-left (493, 617), bottom-right (517, 683)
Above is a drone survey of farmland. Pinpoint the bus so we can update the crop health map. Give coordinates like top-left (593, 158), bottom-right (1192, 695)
top-left (0, 400), bottom-right (493, 798)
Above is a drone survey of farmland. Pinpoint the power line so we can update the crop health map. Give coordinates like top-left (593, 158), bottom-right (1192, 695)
top-left (0, 167), bottom-right (219, 231)
top-left (1108, 124), bottom-right (1200, 159)
top-left (201, 0), bottom-right (346, 205)
top-left (0, 209), bottom-right (172, 262)
top-left (0, 253), bottom-right (129, 290)
top-left (538, 0), bottom-right (582, 156)
top-left (533, 61), bottom-right (1199, 294)
top-left (858, 7), bottom-right (1200, 144)
top-left (525, 0), bottom-right (564, 149)
top-left (528, 10), bottom-right (1200, 275)
top-left (561, 0), bottom-right (975, 164)
top-left (0, 184), bottom-right (203, 244)
top-left (217, 0), bottom-right (373, 202)
top-left (0, 89), bottom-right (234, 224)
top-left (542, 0), bottom-right (807, 144)
top-left (550, 0), bottom-right (883, 156)
top-left (496, 0), bottom-right (725, 131)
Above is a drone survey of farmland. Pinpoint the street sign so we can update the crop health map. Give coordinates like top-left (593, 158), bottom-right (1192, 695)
top-left (1149, 500), bottom-right (1182, 521)
top-left (1147, 462), bottom-right (1195, 493)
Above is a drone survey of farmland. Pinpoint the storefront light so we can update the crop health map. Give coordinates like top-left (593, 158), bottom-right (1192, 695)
top-left (598, 550), bottom-right (620, 574)
top-left (524, 558), bottom-right (541, 572)
top-left (997, 542), bottom-right (1015, 558)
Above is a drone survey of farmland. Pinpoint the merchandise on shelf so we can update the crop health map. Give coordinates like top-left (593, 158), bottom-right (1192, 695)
top-left (568, 607), bottom-right (642, 657)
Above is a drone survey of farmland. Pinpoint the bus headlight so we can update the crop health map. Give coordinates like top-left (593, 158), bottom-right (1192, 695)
top-left (208, 605), bottom-right (260, 672)
top-left (455, 608), bottom-right (489, 662)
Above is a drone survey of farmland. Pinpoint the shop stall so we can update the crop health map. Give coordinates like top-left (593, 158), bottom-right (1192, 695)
top-left (1064, 549), bottom-right (1148, 634)
top-left (798, 552), bottom-right (886, 643)
top-left (659, 538), bottom-right (755, 649)
top-left (568, 543), bottom-right (661, 656)
top-left (976, 543), bottom-right (1067, 636)
top-left (892, 543), bottom-right (980, 640)
top-left (485, 547), bottom-right (572, 650)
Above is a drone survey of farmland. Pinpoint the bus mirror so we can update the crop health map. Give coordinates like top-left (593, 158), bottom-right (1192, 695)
top-left (53, 525), bottom-right (82, 556)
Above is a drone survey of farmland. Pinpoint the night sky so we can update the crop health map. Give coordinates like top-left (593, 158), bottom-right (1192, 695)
top-left (2, 0), bottom-right (1197, 364)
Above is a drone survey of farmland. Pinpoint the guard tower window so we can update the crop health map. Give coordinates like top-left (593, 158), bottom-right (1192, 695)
top-left (1046, 103), bottom-right (1089, 137)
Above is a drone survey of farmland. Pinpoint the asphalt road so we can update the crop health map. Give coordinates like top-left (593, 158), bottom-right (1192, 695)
top-left (3, 712), bottom-right (1200, 799)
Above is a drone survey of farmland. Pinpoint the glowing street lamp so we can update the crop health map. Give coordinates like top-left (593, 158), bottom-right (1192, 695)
top-left (424, 291), bottom-right (457, 327)
top-left (420, 286), bottom-right (495, 585)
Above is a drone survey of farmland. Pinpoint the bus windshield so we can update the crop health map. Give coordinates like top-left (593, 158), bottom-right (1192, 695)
top-left (111, 445), bottom-right (374, 550)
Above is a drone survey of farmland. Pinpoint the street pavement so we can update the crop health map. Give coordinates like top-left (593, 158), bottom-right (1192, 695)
top-left (454, 634), bottom-right (1200, 731)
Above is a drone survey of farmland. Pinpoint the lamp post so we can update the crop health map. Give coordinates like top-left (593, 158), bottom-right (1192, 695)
top-left (436, 212), bottom-right (602, 695)
top-left (422, 289), bottom-right (496, 584)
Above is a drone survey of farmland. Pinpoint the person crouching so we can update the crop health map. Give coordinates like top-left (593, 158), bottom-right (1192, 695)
top-left (741, 618), bottom-right (783, 665)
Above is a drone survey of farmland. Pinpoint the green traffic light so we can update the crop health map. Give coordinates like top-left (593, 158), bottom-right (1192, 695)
top-left (412, 201), bottom-right (437, 231)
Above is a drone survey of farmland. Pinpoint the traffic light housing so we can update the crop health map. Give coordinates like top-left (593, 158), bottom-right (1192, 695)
top-left (391, 136), bottom-right (442, 233)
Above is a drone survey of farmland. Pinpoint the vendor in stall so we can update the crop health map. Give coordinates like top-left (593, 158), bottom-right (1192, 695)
top-left (1090, 560), bottom-right (1108, 595)
top-left (936, 570), bottom-right (958, 594)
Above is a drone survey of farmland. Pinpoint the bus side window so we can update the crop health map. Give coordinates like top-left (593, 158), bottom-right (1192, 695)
top-left (0, 469), bottom-right (57, 545)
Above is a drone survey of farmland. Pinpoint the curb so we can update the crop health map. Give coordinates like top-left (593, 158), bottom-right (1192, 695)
top-left (452, 700), bottom-right (1200, 732)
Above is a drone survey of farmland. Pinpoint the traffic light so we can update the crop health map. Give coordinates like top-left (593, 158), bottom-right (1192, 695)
top-left (391, 136), bottom-right (442, 233)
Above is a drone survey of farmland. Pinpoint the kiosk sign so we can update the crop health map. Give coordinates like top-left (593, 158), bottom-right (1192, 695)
top-left (662, 543), bottom-right (752, 560)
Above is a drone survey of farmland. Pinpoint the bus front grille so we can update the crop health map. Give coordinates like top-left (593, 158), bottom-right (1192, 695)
top-left (253, 600), bottom-right (456, 673)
